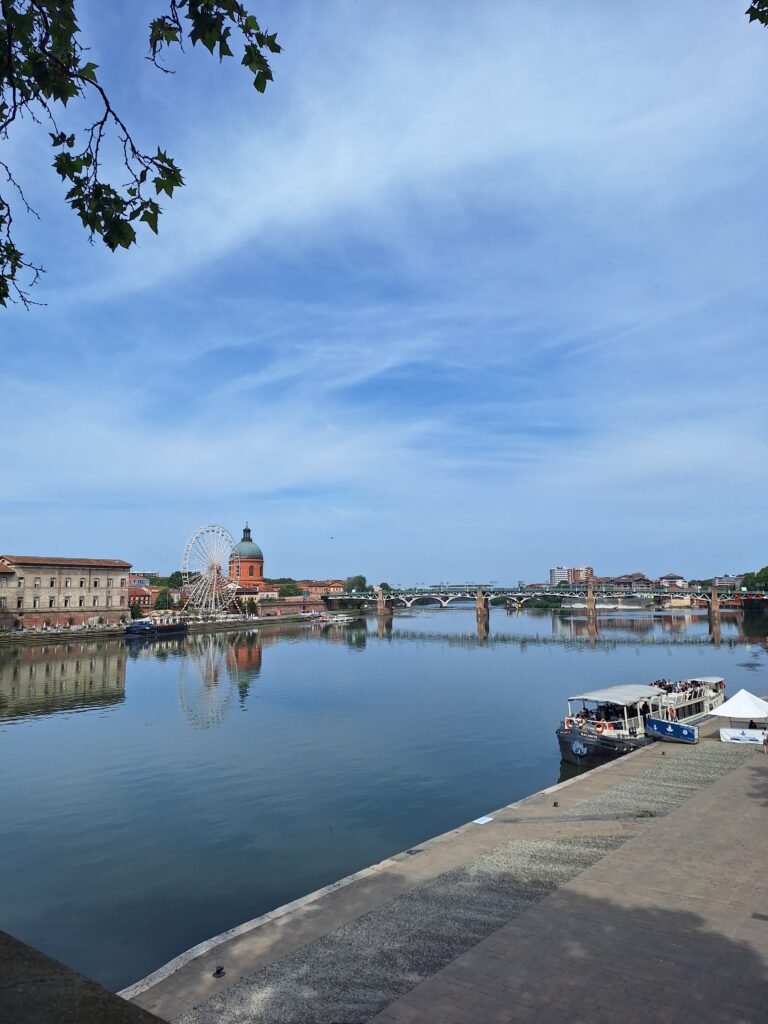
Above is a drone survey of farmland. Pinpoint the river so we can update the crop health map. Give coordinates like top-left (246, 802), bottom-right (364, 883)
top-left (0, 606), bottom-right (765, 991)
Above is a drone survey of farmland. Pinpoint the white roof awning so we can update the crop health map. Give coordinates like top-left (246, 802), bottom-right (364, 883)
top-left (568, 684), bottom-right (663, 706)
top-left (709, 689), bottom-right (768, 720)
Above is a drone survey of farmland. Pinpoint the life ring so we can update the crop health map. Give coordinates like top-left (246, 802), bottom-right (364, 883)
top-left (595, 721), bottom-right (605, 734)
top-left (565, 717), bottom-right (574, 729)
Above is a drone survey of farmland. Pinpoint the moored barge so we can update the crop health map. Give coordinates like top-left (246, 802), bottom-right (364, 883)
top-left (557, 677), bottom-right (725, 766)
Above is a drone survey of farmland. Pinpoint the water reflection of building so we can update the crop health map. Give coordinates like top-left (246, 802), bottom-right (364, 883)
top-left (0, 639), bottom-right (126, 719)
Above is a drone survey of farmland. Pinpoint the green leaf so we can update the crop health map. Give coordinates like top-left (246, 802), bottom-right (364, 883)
top-left (140, 207), bottom-right (160, 234)
top-left (79, 62), bottom-right (99, 83)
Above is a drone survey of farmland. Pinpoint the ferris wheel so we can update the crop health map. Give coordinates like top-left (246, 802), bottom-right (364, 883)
top-left (181, 524), bottom-right (239, 614)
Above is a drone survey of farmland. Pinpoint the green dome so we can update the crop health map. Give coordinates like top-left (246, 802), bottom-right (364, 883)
top-left (233, 524), bottom-right (263, 560)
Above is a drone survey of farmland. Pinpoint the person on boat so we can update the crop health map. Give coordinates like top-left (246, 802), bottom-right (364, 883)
top-left (640, 700), bottom-right (650, 721)
top-left (748, 720), bottom-right (757, 730)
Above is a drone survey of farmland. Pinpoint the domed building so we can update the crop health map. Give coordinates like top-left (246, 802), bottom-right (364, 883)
top-left (230, 524), bottom-right (265, 591)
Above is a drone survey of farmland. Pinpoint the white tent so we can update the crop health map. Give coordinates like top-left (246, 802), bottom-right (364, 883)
top-left (710, 688), bottom-right (768, 721)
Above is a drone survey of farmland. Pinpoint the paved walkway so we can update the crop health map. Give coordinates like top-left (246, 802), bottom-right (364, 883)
top-left (127, 729), bottom-right (766, 1023)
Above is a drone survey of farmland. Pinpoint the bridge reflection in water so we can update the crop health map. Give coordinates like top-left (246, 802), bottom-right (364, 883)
top-left (376, 607), bottom-right (761, 651)
top-left (1, 609), bottom-right (762, 728)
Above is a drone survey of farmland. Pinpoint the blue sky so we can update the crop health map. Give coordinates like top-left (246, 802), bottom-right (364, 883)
top-left (2, 1), bottom-right (767, 582)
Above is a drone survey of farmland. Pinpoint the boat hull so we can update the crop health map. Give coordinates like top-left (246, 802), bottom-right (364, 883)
top-left (556, 727), bottom-right (651, 766)
top-left (125, 622), bottom-right (188, 638)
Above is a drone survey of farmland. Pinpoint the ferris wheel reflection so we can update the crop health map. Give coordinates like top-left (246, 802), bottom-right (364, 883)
top-left (177, 633), bottom-right (263, 729)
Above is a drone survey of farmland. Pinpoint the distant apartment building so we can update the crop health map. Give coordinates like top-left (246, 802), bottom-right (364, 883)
top-left (549, 567), bottom-right (570, 585)
top-left (549, 566), bottom-right (594, 585)
top-left (594, 572), bottom-right (654, 587)
top-left (713, 575), bottom-right (744, 590)
top-left (659, 573), bottom-right (687, 589)
top-left (0, 555), bottom-right (132, 629)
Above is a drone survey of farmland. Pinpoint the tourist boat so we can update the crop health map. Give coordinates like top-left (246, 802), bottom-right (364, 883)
top-left (125, 618), bottom-right (188, 638)
top-left (556, 677), bottom-right (725, 766)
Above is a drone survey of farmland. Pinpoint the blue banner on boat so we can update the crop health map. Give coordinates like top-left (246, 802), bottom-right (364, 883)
top-left (645, 717), bottom-right (698, 744)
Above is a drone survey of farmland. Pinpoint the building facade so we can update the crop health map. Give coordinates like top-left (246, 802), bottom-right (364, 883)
top-left (295, 579), bottom-right (346, 597)
top-left (549, 567), bottom-right (570, 584)
top-left (549, 566), bottom-right (595, 585)
top-left (0, 556), bottom-right (132, 630)
top-left (659, 573), bottom-right (687, 589)
top-left (229, 524), bottom-right (265, 592)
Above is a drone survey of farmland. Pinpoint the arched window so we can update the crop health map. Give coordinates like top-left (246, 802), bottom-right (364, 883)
top-left (249, 565), bottom-right (254, 577)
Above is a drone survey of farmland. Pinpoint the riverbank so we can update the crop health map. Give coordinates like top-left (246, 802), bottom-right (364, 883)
top-left (0, 611), bottom-right (363, 648)
top-left (125, 721), bottom-right (765, 1023)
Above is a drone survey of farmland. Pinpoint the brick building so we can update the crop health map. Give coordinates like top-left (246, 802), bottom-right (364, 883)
top-left (295, 579), bottom-right (346, 597)
top-left (0, 555), bottom-right (132, 630)
top-left (229, 524), bottom-right (265, 592)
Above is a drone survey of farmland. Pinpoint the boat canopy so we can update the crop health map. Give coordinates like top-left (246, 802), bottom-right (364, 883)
top-left (568, 684), bottom-right (663, 705)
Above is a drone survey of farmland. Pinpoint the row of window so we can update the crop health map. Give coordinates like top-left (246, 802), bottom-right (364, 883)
top-left (0, 576), bottom-right (128, 589)
top-left (0, 596), bottom-right (126, 609)
top-left (0, 657), bottom-right (123, 681)
top-left (8, 679), bottom-right (111, 698)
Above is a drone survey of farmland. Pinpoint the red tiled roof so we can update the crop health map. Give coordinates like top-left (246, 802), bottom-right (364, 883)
top-left (0, 556), bottom-right (132, 568)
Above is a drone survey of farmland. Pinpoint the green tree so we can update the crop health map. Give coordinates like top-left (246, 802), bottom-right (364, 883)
top-left (278, 581), bottom-right (299, 597)
top-left (129, 601), bottom-right (144, 619)
top-left (379, 582), bottom-right (393, 592)
top-left (166, 570), bottom-right (183, 588)
top-left (154, 587), bottom-right (172, 610)
top-left (742, 566), bottom-right (768, 591)
top-left (246, 597), bottom-right (258, 614)
top-left (345, 575), bottom-right (367, 593)
top-left (0, 1), bottom-right (280, 306)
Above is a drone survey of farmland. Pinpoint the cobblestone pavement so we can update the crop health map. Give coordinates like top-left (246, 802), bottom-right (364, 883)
top-left (131, 740), bottom-right (760, 1024)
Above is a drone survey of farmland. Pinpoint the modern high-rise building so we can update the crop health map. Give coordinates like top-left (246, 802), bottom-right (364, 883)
top-left (549, 566), bottom-right (594, 585)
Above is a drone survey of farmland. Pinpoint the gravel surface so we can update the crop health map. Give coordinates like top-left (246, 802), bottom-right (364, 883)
top-left (177, 742), bottom-right (755, 1024)
top-left (562, 743), bottom-right (753, 820)
top-left (177, 835), bottom-right (622, 1024)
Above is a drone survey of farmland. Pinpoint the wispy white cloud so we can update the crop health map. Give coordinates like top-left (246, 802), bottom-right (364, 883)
top-left (3, 1), bottom-right (767, 579)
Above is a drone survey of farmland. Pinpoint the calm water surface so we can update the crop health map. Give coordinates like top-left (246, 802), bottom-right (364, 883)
top-left (1, 606), bottom-right (766, 990)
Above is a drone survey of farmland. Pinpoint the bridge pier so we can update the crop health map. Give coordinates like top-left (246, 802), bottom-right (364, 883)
top-left (587, 616), bottom-right (598, 647)
top-left (708, 586), bottom-right (721, 646)
top-left (476, 586), bottom-right (490, 637)
top-left (374, 587), bottom-right (394, 638)
top-left (585, 580), bottom-right (597, 621)
top-left (377, 610), bottom-right (393, 640)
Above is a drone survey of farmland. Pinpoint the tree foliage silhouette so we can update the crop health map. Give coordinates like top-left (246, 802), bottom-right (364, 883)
top-left (0, 1), bottom-right (279, 306)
